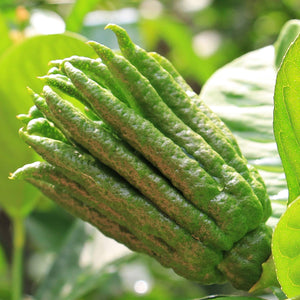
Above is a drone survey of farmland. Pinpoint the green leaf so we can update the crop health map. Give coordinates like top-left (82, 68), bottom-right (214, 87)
top-left (274, 33), bottom-right (300, 204)
top-left (200, 44), bottom-right (287, 206)
top-left (272, 196), bottom-right (300, 298)
top-left (270, 287), bottom-right (287, 300)
top-left (34, 220), bottom-right (90, 300)
top-left (0, 32), bottom-right (96, 218)
top-left (65, 0), bottom-right (99, 33)
top-left (0, 13), bottom-right (11, 56)
top-left (274, 19), bottom-right (300, 69)
top-left (34, 220), bottom-right (129, 300)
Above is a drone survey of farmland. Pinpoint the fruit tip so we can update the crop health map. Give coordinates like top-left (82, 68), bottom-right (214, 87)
top-left (42, 85), bottom-right (53, 94)
top-left (87, 41), bottom-right (113, 60)
top-left (87, 40), bottom-right (97, 47)
top-left (87, 40), bottom-right (108, 50)
top-left (49, 59), bottom-right (63, 66)
top-left (37, 75), bottom-right (46, 81)
top-left (104, 23), bottom-right (117, 31)
top-left (18, 127), bottom-right (28, 140)
top-left (62, 61), bottom-right (72, 67)
top-left (26, 86), bottom-right (34, 94)
top-left (8, 172), bottom-right (15, 180)
top-left (62, 61), bottom-right (75, 75)
top-left (16, 113), bottom-right (25, 120)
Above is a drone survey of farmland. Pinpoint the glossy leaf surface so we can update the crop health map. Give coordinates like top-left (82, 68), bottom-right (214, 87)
top-left (274, 34), bottom-right (300, 204)
top-left (272, 196), bottom-right (300, 298)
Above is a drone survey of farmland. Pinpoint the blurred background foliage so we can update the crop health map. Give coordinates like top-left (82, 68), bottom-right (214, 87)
top-left (2, 0), bottom-right (300, 90)
top-left (0, 0), bottom-right (298, 299)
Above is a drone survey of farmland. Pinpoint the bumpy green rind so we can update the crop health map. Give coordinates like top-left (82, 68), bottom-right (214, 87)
top-left (104, 24), bottom-right (271, 222)
top-left (43, 85), bottom-right (233, 251)
top-left (88, 40), bottom-right (263, 234)
top-left (40, 74), bottom-right (89, 107)
top-left (50, 56), bottom-right (140, 112)
top-left (26, 117), bottom-right (68, 143)
top-left (11, 160), bottom-right (225, 282)
top-left (18, 130), bottom-right (224, 283)
top-left (63, 61), bottom-right (259, 244)
top-left (11, 25), bottom-right (273, 290)
top-left (218, 224), bottom-right (273, 290)
top-left (17, 105), bottom-right (44, 124)
top-left (149, 51), bottom-right (240, 151)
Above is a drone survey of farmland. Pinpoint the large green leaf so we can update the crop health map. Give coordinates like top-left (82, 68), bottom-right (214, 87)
top-left (0, 32), bottom-right (96, 218)
top-left (65, 0), bottom-right (100, 33)
top-left (200, 44), bottom-right (287, 212)
top-left (0, 13), bottom-right (11, 56)
top-left (274, 33), bottom-right (300, 204)
top-left (274, 19), bottom-right (300, 69)
top-left (272, 196), bottom-right (300, 298)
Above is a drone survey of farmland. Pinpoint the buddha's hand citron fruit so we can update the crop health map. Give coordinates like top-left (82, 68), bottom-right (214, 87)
top-left (10, 24), bottom-right (272, 291)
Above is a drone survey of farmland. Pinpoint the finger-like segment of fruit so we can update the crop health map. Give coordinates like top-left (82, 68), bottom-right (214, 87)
top-left (12, 24), bottom-right (273, 289)
top-left (150, 52), bottom-right (272, 221)
top-left (218, 224), bottom-right (273, 291)
top-left (40, 74), bottom-right (89, 107)
top-left (247, 165), bottom-right (272, 220)
top-left (51, 56), bottom-right (138, 111)
top-left (27, 88), bottom-right (54, 122)
top-left (149, 51), bottom-right (242, 155)
top-left (47, 66), bottom-right (63, 75)
top-left (17, 105), bottom-right (44, 125)
top-left (26, 117), bottom-right (68, 143)
top-left (11, 161), bottom-right (173, 258)
top-left (28, 89), bottom-right (80, 146)
top-left (40, 73), bottom-right (101, 122)
top-left (26, 176), bottom-right (168, 259)
top-left (43, 85), bottom-right (233, 251)
top-left (106, 24), bottom-right (244, 163)
top-left (88, 41), bottom-right (263, 234)
top-left (18, 130), bottom-right (224, 283)
top-left (12, 161), bottom-right (224, 283)
top-left (105, 24), bottom-right (270, 221)
top-left (63, 62), bottom-right (256, 244)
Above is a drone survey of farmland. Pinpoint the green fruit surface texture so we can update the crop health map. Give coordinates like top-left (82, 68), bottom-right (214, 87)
top-left (11, 24), bottom-right (272, 291)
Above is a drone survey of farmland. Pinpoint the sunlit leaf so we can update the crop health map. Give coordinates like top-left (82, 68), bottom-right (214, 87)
top-left (66, 0), bottom-right (99, 33)
top-left (0, 13), bottom-right (11, 56)
top-left (274, 19), bottom-right (300, 69)
top-left (274, 33), bottom-right (300, 204)
top-left (272, 196), bottom-right (300, 298)
top-left (200, 44), bottom-right (287, 206)
top-left (0, 32), bottom-right (96, 218)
